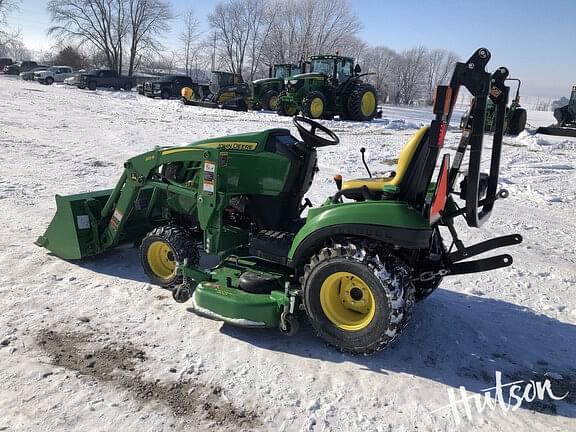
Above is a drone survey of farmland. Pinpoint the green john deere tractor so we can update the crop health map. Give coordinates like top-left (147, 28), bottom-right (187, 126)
top-left (277, 54), bottom-right (378, 121)
top-left (181, 71), bottom-right (250, 111)
top-left (249, 63), bottom-right (306, 111)
top-left (460, 78), bottom-right (527, 135)
top-left (37, 48), bottom-right (522, 354)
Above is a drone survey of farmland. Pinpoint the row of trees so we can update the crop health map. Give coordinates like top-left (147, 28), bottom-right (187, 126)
top-left (2, 0), bottom-right (459, 105)
top-left (205, 0), bottom-right (458, 104)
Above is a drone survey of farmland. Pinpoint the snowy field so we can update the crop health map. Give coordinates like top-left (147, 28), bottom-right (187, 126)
top-left (0, 76), bottom-right (575, 432)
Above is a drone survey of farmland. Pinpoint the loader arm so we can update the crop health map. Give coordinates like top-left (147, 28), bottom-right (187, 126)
top-left (98, 147), bottom-right (214, 249)
top-left (37, 146), bottom-right (219, 259)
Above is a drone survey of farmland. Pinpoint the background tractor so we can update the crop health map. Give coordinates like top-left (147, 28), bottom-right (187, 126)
top-left (249, 63), bottom-right (306, 111)
top-left (277, 54), bottom-right (379, 121)
top-left (38, 48), bottom-right (521, 354)
top-left (460, 78), bottom-right (527, 135)
top-left (537, 85), bottom-right (576, 137)
top-left (181, 71), bottom-right (250, 111)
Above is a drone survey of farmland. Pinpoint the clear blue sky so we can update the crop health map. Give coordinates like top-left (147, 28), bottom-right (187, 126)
top-left (7, 0), bottom-right (575, 98)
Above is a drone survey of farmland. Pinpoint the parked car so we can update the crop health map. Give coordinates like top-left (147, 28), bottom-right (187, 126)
top-left (4, 60), bottom-right (38, 75)
top-left (0, 58), bottom-right (13, 73)
top-left (20, 66), bottom-right (49, 81)
top-left (78, 69), bottom-right (133, 91)
top-left (35, 66), bottom-right (74, 84)
top-left (143, 75), bottom-right (194, 99)
top-left (64, 70), bottom-right (86, 86)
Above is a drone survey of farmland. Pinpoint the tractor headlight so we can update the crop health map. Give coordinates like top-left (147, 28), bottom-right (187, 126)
top-left (284, 79), bottom-right (289, 85)
top-left (289, 79), bottom-right (298, 85)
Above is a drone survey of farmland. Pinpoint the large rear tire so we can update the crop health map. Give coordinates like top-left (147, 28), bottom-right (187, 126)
top-left (506, 107), bottom-right (527, 135)
top-left (347, 83), bottom-right (378, 121)
top-left (140, 224), bottom-right (200, 288)
top-left (302, 243), bottom-right (415, 354)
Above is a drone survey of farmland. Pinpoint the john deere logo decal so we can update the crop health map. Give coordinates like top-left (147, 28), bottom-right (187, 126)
top-left (198, 142), bottom-right (258, 151)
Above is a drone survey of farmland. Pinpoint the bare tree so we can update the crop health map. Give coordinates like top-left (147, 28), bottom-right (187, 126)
top-left (209, 0), bottom-right (252, 77)
top-left (179, 7), bottom-right (200, 76)
top-left (47, 0), bottom-right (128, 73)
top-left (262, 0), bottom-right (361, 64)
top-left (390, 46), bottom-right (427, 105)
top-left (126, 0), bottom-right (172, 76)
top-left (362, 46), bottom-right (398, 103)
top-left (423, 48), bottom-right (458, 104)
top-left (0, 0), bottom-right (22, 53)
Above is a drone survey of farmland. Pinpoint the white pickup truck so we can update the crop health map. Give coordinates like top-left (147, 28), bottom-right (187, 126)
top-left (34, 66), bottom-right (74, 85)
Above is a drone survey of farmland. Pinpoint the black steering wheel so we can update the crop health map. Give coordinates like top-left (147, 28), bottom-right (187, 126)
top-left (293, 116), bottom-right (339, 147)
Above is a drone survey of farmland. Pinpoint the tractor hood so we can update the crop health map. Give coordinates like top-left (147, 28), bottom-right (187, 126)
top-left (252, 77), bottom-right (282, 86)
top-left (175, 128), bottom-right (292, 152)
top-left (285, 72), bottom-right (325, 82)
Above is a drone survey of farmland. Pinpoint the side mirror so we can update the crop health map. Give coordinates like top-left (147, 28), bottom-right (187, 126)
top-left (354, 64), bottom-right (362, 74)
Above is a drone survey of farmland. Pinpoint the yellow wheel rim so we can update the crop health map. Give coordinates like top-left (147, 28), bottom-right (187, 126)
top-left (285, 104), bottom-right (298, 116)
top-left (309, 97), bottom-right (324, 118)
top-left (361, 91), bottom-right (376, 117)
top-left (181, 87), bottom-right (194, 101)
top-left (269, 95), bottom-right (279, 110)
top-left (319, 271), bottom-right (376, 331)
top-left (146, 241), bottom-right (176, 280)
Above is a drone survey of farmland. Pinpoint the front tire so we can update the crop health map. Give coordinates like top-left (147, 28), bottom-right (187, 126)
top-left (278, 100), bottom-right (299, 117)
top-left (46, 77), bottom-right (54, 85)
top-left (506, 107), bottom-right (527, 135)
top-left (88, 81), bottom-right (97, 91)
top-left (302, 91), bottom-right (326, 119)
top-left (140, 224), bottom-right (200, 288)
top-left (161, 89), bottom-right (170, 99)
top-left (262, 90), bottom-right (279, 111)
top-left (302, 243), bottom-right (415, 354)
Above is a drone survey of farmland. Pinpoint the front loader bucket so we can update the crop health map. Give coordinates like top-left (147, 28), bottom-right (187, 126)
top-left (35, 189), bottom-right (114, 260)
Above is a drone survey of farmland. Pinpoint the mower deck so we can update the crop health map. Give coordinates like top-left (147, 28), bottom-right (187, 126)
top-left (188, 258), bottom-right (289, 328)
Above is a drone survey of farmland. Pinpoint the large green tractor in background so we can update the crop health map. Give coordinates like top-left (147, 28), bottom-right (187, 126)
top-left (460, 78), bottom-right (527, 135)
top-left (278, 54), bottom-right (379, 121)
top-left (249, 63), bottom-right (306, 111)
top-left (181, 71), bottom-right (250, 111)
top-left (37, 48), bottom-right (522, 354)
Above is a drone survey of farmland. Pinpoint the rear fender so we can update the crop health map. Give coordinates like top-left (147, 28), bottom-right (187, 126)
top-left (288, 201), bottom-right (431, 267)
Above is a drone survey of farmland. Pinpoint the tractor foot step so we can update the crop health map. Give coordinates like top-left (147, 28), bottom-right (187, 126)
top-left (249, 230), bottom-right (295, 264)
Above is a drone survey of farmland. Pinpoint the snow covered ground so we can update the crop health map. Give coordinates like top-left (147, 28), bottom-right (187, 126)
top-left (0, 76), bottom-right (575, 432)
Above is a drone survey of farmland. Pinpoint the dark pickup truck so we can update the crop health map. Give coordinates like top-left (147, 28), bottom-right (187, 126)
top-left (78, 69), bottom-right (134, 91)
top-left (143, 75), bottom-right (194, 99)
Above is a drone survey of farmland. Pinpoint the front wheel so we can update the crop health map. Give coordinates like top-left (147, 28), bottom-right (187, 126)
top-left (302, 91), bottom-right (326, 119)
top-left (278, 101), bottom-right (299, 117)
top-left (302, 243), bottom-right (415, 354)
top-left (88, 81), bottom-right (97, 91)
top-left (506, 107), bottom-right (527, 135)
top-left (262, 90), bottom-right (279, 111)
top-left (140, 224), bottom-right (200, 288)
top-left (46, 77), bottom-right (54, 85)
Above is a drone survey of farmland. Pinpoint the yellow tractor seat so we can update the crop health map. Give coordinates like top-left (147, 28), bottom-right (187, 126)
top-left (341, 126), bottom-right (430, 198)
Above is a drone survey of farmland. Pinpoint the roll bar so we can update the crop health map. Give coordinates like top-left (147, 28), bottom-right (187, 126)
top-left (438, 48), bottom-right (510, 228)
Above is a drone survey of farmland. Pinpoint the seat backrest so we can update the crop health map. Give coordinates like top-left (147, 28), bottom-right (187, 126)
top-left (387, 126), bottom-right (429, 186)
